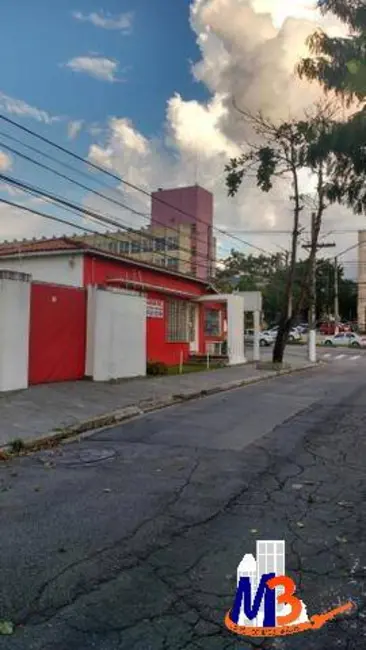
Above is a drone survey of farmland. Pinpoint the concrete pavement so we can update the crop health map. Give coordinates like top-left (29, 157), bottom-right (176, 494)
top-left (0, 360), bottom-right (365, 648)
top-left (0, 350), bottom-right (315, 449)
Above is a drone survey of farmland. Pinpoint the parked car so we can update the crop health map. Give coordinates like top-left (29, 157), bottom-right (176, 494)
top-left (323, 332), bottom-right (366, 348)
top-left (264, 326), bottom-right (302, 342)
top-left (244, 329), bottom-right (273, 347)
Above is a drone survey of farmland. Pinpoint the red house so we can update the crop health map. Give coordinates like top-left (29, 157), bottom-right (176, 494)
top-left (0, 237), bottom-right (241, 389)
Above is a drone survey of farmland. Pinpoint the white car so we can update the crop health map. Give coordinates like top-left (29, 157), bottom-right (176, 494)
top-left (265, 326), bottom-right (302, 342)
top-left (244, 330), bottom-right (273, 347)
top-left (324, 332), bottom-right (366, 348)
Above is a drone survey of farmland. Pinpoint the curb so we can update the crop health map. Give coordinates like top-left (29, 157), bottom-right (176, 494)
top-left (0, 362), bottom-right (319, 459)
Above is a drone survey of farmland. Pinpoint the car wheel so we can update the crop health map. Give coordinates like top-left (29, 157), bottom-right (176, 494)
top-left (288, 335), bottom-right (294, 341)
top-left (324, 340), bottom-right (332, 346)
top-left (351, 342), bottom-right (360, 348)
top-left (259, 339), bottom-right (266, 347)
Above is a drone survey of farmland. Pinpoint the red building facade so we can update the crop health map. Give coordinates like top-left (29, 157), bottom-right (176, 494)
top-left (0, 238), bottom-right (226, 385)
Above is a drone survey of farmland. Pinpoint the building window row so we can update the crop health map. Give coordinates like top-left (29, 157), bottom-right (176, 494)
top-left (108, 236), bottom-right (179, 256)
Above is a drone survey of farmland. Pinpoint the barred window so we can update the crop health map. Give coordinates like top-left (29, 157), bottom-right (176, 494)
top-left (167, 300), bottom-right (189, 342)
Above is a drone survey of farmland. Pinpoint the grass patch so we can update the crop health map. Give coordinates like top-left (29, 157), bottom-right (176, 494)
top-left (167, 362), bottom-right (226, 376)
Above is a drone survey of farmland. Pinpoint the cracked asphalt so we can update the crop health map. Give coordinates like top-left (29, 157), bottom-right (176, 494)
top-left (1, 362), bottom-right (366, 649)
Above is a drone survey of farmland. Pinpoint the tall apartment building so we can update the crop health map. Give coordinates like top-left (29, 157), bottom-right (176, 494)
top-left (78, 185), bottom-right (216, 280)
top-left (358, 230), bottom-right (366, 330)
top-left (151, 185), bottom-right (216, 280)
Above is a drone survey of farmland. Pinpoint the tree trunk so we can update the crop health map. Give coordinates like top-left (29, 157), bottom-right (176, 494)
top-left (272, 153), bottom-right (301, 364)
top-left (273, 315), bottom-right (293, 363)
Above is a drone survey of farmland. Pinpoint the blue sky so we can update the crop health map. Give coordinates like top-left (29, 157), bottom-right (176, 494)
top-left (0, 0), bottom-right (215, 244)
top-left (0, 0), bottom-right (359, 266)
top-left (0, 0), bottom-right (208, 147)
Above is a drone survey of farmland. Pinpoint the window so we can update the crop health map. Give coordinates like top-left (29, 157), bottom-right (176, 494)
top-left (142, 238), bottom-right (153, 252)
top-left (167, 257), bottom-right (179, 270)
top-left (131, 241), bottom-right (141, 253)
top-left (154, 237), bottom-right (166, 252)
top-left (204, 309), bottom-right (220, 336)
top-left (166, 236), bottom-right (178, 250)
top-left (167, 300), bottom-right (189, 342)
top-left (118, 240), bottom-right (130, 254)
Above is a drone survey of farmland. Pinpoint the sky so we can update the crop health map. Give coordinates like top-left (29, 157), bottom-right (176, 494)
top-left (0, 0), bottom-right (362, 276)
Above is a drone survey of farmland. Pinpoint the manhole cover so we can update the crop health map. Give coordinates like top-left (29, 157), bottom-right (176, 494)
top-left (54, 448), bottom-right (116, 466)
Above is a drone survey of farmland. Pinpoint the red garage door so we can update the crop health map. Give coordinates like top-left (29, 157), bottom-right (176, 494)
top-left (29, 283), bottom-right (87, 385)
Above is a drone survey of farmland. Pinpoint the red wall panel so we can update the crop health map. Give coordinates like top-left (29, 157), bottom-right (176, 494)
top-left (29, 283), bottom-right (87, 385)
top-left (83, 256), bottom-right (206, 297)
top-left (146, 291), bottom-right (190, 365)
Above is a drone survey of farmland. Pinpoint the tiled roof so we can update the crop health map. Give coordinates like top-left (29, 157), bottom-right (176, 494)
top-left (0, 237), bottom-right (83, 257)
top-left (0, 235), bottom-right (217, 290)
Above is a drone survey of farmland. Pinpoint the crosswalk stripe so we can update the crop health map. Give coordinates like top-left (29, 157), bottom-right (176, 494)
top-left (335, 354), bottom-right (345, 360)
top-left (323, 353), bottom-right (331, 358)
top-left (350, 355), bottom-right (360, 360)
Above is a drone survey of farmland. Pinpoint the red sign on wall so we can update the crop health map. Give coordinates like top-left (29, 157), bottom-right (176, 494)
top-left (147, 299), bottom-right (164, 319)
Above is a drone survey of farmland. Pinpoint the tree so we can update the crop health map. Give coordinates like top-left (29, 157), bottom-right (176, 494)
top-left (216, 253), bottom-right (357, 324)
top-left (225, 106), bottom-right (333, 363)
top-left (298, 0), bottom-right (366, 213)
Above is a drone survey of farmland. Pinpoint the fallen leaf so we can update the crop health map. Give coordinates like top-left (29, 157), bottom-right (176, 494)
top-left (34, 487), bottom-right (41, 492)
top-left (250, 529), bottom-right (258, 534)
top-left (292, 484), bottom-right (303, 490)
top-left (337, 501), bottom-right (351, 508)
top-left (296, 522), bottom-right (305, 528)
top-left (336, 536), bottom-right (348, 543)
top-left (103, 488), bottom-right (112, 493)
top-left (0, 620), bottom-right (14, 635)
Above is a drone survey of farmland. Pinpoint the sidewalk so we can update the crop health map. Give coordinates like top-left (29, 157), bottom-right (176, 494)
top-left (0, 352), bottom-right (316, 449)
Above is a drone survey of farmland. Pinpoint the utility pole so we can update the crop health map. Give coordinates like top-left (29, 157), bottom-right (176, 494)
top-left (334, 256), bottom-right (339, 323)
top-left (302, 214), bottom-right (336, 363)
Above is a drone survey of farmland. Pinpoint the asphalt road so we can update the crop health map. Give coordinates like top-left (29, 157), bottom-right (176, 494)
top-left (1, 361), bottom-right (366, 649)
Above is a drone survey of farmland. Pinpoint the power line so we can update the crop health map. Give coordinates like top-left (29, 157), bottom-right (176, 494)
top-left (0, 172), bottom-right (218, 274)
top-left (0, 195), bottom-right (220, 279)
top-left (0, 113), bottom-right (271, 256)
top-left (0, 135), bottom-right (217, 257)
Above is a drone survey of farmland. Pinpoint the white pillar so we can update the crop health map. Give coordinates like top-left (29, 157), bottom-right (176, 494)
top-left (253, 310), bottom-right (260, 361)
top-left (308, 329), bottom-right (317, 363)
top-left (227, 295), bottom-right (246, 365)
top-left (0, 270), bottom-right (31, 392)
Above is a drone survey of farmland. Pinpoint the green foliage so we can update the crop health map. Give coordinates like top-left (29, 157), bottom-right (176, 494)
top-left (146, 361), bottom-right (168, 376)
top-left (215, 253), bottom-right (357, 324)
top-left (298, 0), bottom-right (366, 213)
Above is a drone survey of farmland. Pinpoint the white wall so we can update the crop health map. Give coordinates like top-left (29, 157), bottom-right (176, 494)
top-left (87, 288), bottom-right (146, 381)
top-left (227, 294), bottom-right (246, 365)
top-left (0, 254), bottom-right (83, 287)
top-left (0, 273), bottom-right (31, 391)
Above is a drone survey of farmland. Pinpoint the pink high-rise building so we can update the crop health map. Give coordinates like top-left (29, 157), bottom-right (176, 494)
top-left (151, 185), bottom-right (215, 280)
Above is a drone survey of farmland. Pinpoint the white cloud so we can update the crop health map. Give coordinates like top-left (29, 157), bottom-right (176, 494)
top-left (0, 150), bottom-right (12, 172)
top-left (2, 0), bottom-right (358, 262)
top-left (67, 119), bottom-right (84, 140)
top-left (72, 10), bottom-right (133, 33)
top-left (64, 56), bottom-right (122, 82)
top-left (0, 91), bottom-right (61, 124)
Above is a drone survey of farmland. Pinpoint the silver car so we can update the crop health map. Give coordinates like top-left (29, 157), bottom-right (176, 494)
top-left (324, 332), bottom-right (366, 348)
